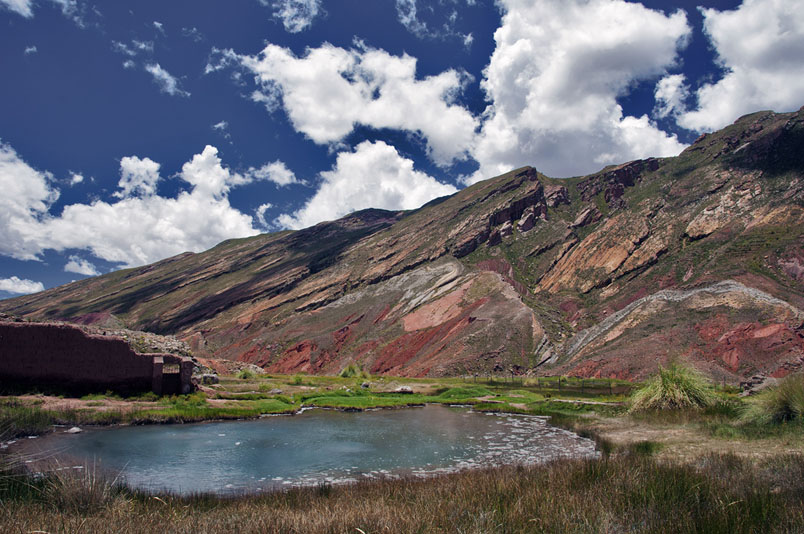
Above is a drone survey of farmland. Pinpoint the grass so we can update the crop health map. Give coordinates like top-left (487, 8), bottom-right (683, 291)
top-left (338, 363), bottom-right (370, 379)
top-left (629, 362), bottom-right (717, 412)
top-left (1, 373), bottom-right (802, 531)
top-left (742, 373), bottom-right (804, 425)
top-left (1, 452), bottom-right (802, 533)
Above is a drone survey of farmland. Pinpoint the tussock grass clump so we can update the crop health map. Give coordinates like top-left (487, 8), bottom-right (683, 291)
top-left (629, 362), bottom-right (716, 413)
top-left (338, 364), bottom-right (369, 379)
top-left (236, 369), bottom-right (256, 380)
top-left (436, 386), bottom-right (493, 399)
top-left (742, 373), bottom-right (804, 425)
top-left (42, 462), bottom-right (126, 515)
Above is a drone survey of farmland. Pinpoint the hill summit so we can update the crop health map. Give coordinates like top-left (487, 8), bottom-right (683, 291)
top-left (3, 108), bottom-right (804, 383)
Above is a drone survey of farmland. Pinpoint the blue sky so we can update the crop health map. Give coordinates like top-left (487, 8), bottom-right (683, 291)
top-left (1, 0), bottom-right (803, 298)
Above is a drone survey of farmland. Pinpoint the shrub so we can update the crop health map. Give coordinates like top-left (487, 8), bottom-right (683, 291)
top-left (742, 373), bottom-right (804, 424)
top-left (629, 362), bottom-right (716, 413)
top-left (237, 369), bottom-right (256, 380)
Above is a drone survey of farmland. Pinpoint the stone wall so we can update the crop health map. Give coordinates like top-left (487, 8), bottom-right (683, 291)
top-left (0, 322), bottom-right (193, 394)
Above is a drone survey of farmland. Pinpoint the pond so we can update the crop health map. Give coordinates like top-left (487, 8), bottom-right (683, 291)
top-left (24, 405), bottom-right (598, 495)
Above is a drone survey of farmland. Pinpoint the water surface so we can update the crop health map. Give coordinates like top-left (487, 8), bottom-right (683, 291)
top-left (31, 405), bottom-right (597, 494)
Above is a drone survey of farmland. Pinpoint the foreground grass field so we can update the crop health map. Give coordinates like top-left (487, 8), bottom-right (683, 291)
top-left (2, 451), bottom-right (803, 533)
top-left (2, 372), bottom-right (804, 532)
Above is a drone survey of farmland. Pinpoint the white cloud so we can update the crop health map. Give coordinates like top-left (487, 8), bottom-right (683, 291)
top-left (116, 156), bottom-right (160, 198)
top-left (24, 45), bottom-right (38, 55)
top-left (0, 142), bottom-right (294, 268)
top-left (182, 27), bottom-right (204, 42)
top-left (132, 40), bottom-right (154, 53)
top-left (0, 141), bottom-right (59, 261)
top-left (0, 0), bottom-right (33, 17)
top-left (240, 42), bottom-right (478, 166)
top-left (654, 73), bottom-right (690, 119)
top-left (277, 140), bottom-right (456, 229)
top-left (255, 202), bottom-right (273, 228)
top-left (265, 0), bottom-right (321, 33)
top-left (1, 0), bottom-right (82, 24)
top-left (467, 0), bottom-right (690, 181)
top-left (153, 21), bottom-right (165, 34)
top-left (70, 172), bottom-right (84, 185)
top-left (64, 255), bottom-right (99, 276)
top-left (144, 63), bottom-right (190, 97)
top-left (211, 120), bottom-right (232, 141)
top-left (122, 60), bottom-right (136, 70)
top-left (395, 0), bottom-right (474, 45)
top-left (246, 161), bottom-right (299, 187)
top-left (678, 0), bottom-right (804, 132)
top-left (112, 41), bottom-right (137, 57)
top-left (0, 276), bottom-right (44, 295)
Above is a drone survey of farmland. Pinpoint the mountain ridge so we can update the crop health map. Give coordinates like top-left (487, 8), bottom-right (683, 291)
top-left (3, 107), bottom-right (803, 383)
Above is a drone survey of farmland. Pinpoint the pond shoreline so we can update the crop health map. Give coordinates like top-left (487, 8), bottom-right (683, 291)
top-left (13, 404), bottom-right (599, 496)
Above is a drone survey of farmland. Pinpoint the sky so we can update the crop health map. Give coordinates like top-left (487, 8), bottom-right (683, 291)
top-left (1, 0), bottom-right (803, 298)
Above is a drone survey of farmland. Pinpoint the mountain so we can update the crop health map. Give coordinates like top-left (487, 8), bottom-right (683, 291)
top-left (3, 108), bottom-right (804, 383)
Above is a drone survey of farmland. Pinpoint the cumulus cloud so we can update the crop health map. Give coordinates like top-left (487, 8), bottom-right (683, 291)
top-left (24, 45), bottom-right (37, 55)
top-left (264, 0), bottom-right (321, 33)
top-left (678, 0), bottom-right (804, 132)
top-left (0, 141), bottom-right (59, 261)
top-left (467, 0), bottom-right (690, 181)
top-left (70, 173), bottom-right (84, 185)
top-left (116, 156), bottom-right (160, 198)
top-left (654, 73), bottom-right (690, 119)
top-left (144, 63), bottom-right (190, 97)
top-left (64, 255), bottom-right (99, 276)
top-left (246, 161), bottom-right (299, 187)
top-left (0, 142), bottom-right (292, 268)
top-left (1, 0), bottom-right (33, 17)
top-left (122, 60), bottom-right (136, 70)
top-left (240, 42), bottom-right (478, 166)
top-left (153, 21), bottom-right (165, 34)
top-left (277, 140), bottom-right (456, 229)
top-left (0, 276), bottom-right (44, 295)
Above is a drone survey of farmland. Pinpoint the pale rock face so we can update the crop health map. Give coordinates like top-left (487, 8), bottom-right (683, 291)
top-left (517, 210), bottom-right (536, 233)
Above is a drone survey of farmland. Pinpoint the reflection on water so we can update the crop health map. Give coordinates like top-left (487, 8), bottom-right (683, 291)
top-left (30, 404), bottom-right (598, 494)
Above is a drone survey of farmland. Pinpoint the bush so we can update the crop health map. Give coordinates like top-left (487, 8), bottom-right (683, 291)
top-left (237, 369), bottom-right (256, 380)
top-left (629, 362), bottom-right (716, 413)
top-left (742, 373), bottom-right (804, 424)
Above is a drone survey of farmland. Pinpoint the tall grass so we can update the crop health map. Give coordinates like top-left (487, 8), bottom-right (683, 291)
top-left (630, 362), bottom-right (716, 413)
top-left (41, 461), bottom-right (126, 514)
top-left (742, 373), bottom-right (804, 424)
top-left (1, 453), bottom-right (802, 532)
top-left (338, 363), bottom-right (369, 379)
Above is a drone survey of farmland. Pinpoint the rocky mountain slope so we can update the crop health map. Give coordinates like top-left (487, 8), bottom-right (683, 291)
top-left (3, 108), bottom-right (804, 383)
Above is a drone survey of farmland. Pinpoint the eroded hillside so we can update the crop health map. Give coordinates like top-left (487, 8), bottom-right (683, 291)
top-left (3, 108), bottom-right (803, 383)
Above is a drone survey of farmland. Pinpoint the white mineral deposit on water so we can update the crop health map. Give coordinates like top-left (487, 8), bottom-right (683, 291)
top-left (33, 404), bottom-right (598, 495)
